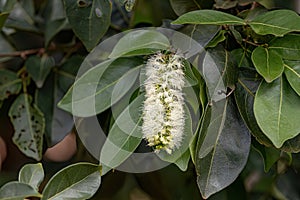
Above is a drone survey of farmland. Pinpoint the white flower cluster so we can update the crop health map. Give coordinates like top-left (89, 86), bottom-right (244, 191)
top-left (142, 52), bottom-right (185, 154)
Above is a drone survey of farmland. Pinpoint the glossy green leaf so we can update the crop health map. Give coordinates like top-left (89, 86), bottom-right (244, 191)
top-left (0, 69), bottom-right (22, 101)
top-left (251, 46), bottom-right (284, 83)
top-left (195, 98), bottom-right (251, 199)
top-left (8, 94), bottom-right (45, 160)
top-left (58, 58), bottom-right (143, 117)
top-left (284, 61), bottom-right (300, 96)
top-left (41, 162), bottom-right (101, 200)
top-left (254, 77), bottom-right (300, 148)
top-left (0, 181), bottom-right (41, 200)
top-left (157, 106), bottom-right (192, 171)
top-left (100, 95), bottom-right (144, 173)
top-left (234, 68), bottom-right (273, 147)
top-left (25, 55), bottom-right (55, 88)
top-left (18, 163), bottom-right (44, 190)
top-left (269, 34), bottom-right (300, 60)
top-left (63, 0), bottom-right (112, 51)
top-left (172, 10), bottom-right (246, 25)
top-left (109, 30), bottom-right (170, 58)
top-left (249, 10), bottom-right (300, 36)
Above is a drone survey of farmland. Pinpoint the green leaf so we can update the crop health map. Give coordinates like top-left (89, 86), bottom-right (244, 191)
top-left (18, 163), bottom-right (44, 190)
top-left (25, 55), bottom-right (55, 88)
top-left (0, 181), bottom-right (41, 200)
top-left (206, 30), bottom-right (227, 48)
top-left (195, 98), bottom-right (251, 199)
top-left (169, 0), bottom-right (214, 16)
top-left (63, 0), bottom-right (112, 51)
top-left (41, 162), bottom-right (101, 200)
top-left (252, 141), bottom-right (280, 172)
top-left (58, 58), bottom-right (143, 117)
top-left (36, 56), bottom-right (82, 146)
top-left (5, 2), bottom-right (39, 32)
top-left (172, 10), bottom-right (246, 25)
top-left (234, 68), bottom-right (273, 147)
top-left (45, 18), bottom-right (68, 46)
top-left (157, 106), bottom-right (192, 171)
top-left (109, 30), bottom-right (170, 58)
top-left (249, 10), bottom-right (300, 36)
top-left (100, 95), bottom-right (144, 173)
top-left (8, 94), bottom-right (45, 160)
top-left (284, 61), bottom-right (300, 96)
top-left (251, 46), bottom-right (284, 83)
top-left (254, 76), bottom-right (300, 148)
top-left (0, 12), bottom-right (9, 29)
top-left (0, 69), bottom-right (22, 101)
top-left (0, 33), bottom-right (15, 62)
top-left (269, 34), bottom-right (300, 60)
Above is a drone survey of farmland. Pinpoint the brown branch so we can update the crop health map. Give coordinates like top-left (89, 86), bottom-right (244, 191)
top-left (0, 48), bottom-right (45, 59)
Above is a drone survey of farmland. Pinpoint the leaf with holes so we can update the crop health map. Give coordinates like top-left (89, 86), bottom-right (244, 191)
top-left (9, 94), bottom-right (45, 160)
top-left (251, 46), bottom-right (284, 83)
top-left (249, 10), bottom-right (300, 36)
top-left (19, 163), bottom-right (44, 190)
top-left (100, 95), bottom-right (144, 174)
top-left (254, 76), bottom-right (300, 148)
top-left (172, 9), bottom-right (246, 25)
top-left (0, 181), bottom-right (41, 200)
top-left (25, 55), bottom-right (55, 88)
top-left (0, 69), bottom-right (22, 101)
top-left (41, 162), bottom-right (101, 200)
top-left (64, 0), bottom-right (112, 51)
top-left (284, 61), bottom-right (300, 96)
top-left (195, 98), bottom-right (251, 199)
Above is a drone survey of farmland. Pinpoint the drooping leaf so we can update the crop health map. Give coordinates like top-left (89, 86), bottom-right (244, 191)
top-left (254, 76), bottom-right (300, 148)
top-left (284, 61), bottom-right (300, 96)
top-left (0, 181), bottom-right (41, 200)
top-left (157, 106), bottom-right (192, 171)
top-left (63, 0), bottom-right (112, 51)
top-left (251, 46), bottom-right (284, 83)
top-left (234, 68), bottom-right (273, 147)
top-left (8, 94), bottom-right (45, 160)
top-left (0, 69), bottom-right (22, 101)
top-left (41, 162), bottom-right (101, 200)
top-left (269, 34), bottom-right (300, 60)
top-left (100, 95), bottom-right (144, 174)
top-left (44, 0), bottom-right (68, 46)
top-left (249, 10), bottom-right (300, 36)
top-left (36, 56), bottom-right (82, 146)
top-left (18, 163), bottom-right (44, 190)
top-left (25, 55), bottom-right (55, 88)
top-left (172, 10), bottom-right (246, 25)
top-left (5, 2), bottom-right (39, 32)
top-left (45, 18), bottom-right (68, 46)
top-left (195, 98), bottom-right (251, 199)
top-left (58, 58), bottom-right (143, 117)
top-left (206, 30), bottom-right (227, 48)
top-left (109, 29), bottom-right (170, 58)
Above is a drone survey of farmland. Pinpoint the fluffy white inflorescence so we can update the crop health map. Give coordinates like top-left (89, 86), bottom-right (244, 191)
top-left (142, 52), bottom-right (185, 154)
